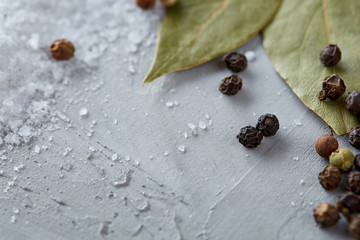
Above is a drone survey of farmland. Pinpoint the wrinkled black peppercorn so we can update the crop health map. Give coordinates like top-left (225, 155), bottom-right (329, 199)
top-left (320, 44), bottom-right (341, 66)
top-left (337, 192), bottom-right (360, 222)
top-left (355, 154), bottom-right (360, 171)
top-left (346, 171), bottom-right (360, 194)
top-left (345, 91), bottom-right (360, 115)
top-left (318, 74), bottom-right (346, 101)
top-left (237, 126), bottom-right (263, 148)
top-left (256, 114), bottom-right (279, 137)
top-left (219, 74), bottom-right (243, 95)
top-left (349, 126), bottom-right (360, 150)
top-left (223, 52), bottom-right (247, 72)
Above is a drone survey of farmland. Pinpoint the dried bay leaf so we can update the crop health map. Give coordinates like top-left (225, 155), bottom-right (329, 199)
top-left (143, 0), bottom-right (282, 85)
top-left (263, 0), bottom-right (360, 135)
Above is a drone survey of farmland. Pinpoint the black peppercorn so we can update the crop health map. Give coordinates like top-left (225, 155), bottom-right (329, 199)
top-left (237, 126), bottom-right (263, 148)
top-left (223, 51), bottom-right (247, 72)
top-left (345, 91), bottom-right (360, 115)
top-left (349, 126), bottom-right (360, 150)
top-left (219, 74), bottom-right (243, 95)
top-left (320, 44), bottom-right (341, 66)
top-left (349, 215), bottom-right (360, 239)
top-left (318, 165), bottom-right (342, 191)
top-left (317, 74), bottom-right (346, 101)
top-left (355, 154), bottom-right (360, 171)
top-left (346, 171), bottom-right (360, 194)
top-left (337, 192), bottom-right (360, 223)
top-left (313, 203), bottom-right (340, 227)
top-left (256, 114), bottom-right (279, 137)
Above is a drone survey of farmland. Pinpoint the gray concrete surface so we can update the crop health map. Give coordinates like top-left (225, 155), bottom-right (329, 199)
top-left (0, 1), bottom-right (355, 239)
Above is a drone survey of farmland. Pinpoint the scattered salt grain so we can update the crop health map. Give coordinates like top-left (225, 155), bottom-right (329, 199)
top-left (27, 33), bottom-right (40, 50)
top-left (10, 215), bottom-right (16, 223)
top-left (205, 114), bottom-right (210, 119)
top-left (188, 123), bottom-right (196, 130)
top-left (291, 202), bottom-right (296, 207)
top-left (165, 102), bottom-right (174, 108)
top-left (245, 51), bottom-right (256, 62)
top-left (299, 179), bottom-right (305, 185)
top-left (34, 145), bottom-right (41, 154)
top-left (183, 132), bottom-right (188, 138)
top-left (164, 151), bottom-right (169, 156)
top-left (14, 164), bottom-right (24, 173)
top-left (199, 122), bottom-right (207, 130)
top-left (294, 120), bottom-right (302, 126)
top-left (125, 155), bottom-right (131, 161)
top-left (292, 157), bottom-right (299, 161)
top-left (79, 108), bottom-right (88, 117)
top-left (128, 64), bottom-right (135, 73)
top-left (177, 145), bottom-right (186, 153)
top-left (110, 172), bottom-right (130, 188)
top-left (112, 154), bottom-right (118, 161)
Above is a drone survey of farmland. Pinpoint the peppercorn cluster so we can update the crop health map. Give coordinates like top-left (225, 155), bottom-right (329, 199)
top-left (236, 114), bottom-right (279, 148)
top-left (317, 45), bottom-right (360, 151)
top-left (218, 51), bottom-right (248, 96)
top-left (314, 133), bottom-right (360, 238)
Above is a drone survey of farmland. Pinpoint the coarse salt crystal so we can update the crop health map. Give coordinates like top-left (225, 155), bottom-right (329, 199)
top-left (199, 122), bottom-right (206, 130)
top-left (79, 108), bottom-right (88, 117)
top-left (112, 154), bottom-right (118, 161)
top-left (34, 145), bottom-right (41, 154)
top-left (165, 102), bottom-right (173, 108)
top-left (245, 51), bottom-right (256, 62)
top-left (177, 145), bottom-right (186, 152)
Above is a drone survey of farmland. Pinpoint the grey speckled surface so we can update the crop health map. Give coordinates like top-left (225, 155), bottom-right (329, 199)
top-left (0, 1), bottom-right (355, 239)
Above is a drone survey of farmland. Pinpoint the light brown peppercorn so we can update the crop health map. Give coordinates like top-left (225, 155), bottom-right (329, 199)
top-left (49, 39), bottom-right (75, 61)
top-left (346, 171), bottom-right (360, 194)
top-left (315, 134), bottom-right (339, 158)
top-left (317, 74), bottom-right (346, 101)
top-left (219, 74), bottom-right (243, 95)
top-left (349, 215), bottom-right (360, 239)
top-left (318, 165), bottom-right (342, 191)
top-left (313, 203), bottom-right (340, 227)
top-left (135, 0), bottom-right (155, 9)
top-left (160, 0), bottom-right (177, 7)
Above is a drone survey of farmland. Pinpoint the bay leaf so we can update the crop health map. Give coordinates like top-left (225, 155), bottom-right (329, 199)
top-left (143, 0), bottom-right (282, 85)
top-left (263, 0), bottom-right (360, 135)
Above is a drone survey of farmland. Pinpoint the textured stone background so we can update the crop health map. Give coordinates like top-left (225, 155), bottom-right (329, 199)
top-left (0, 1), bottom-right (355, 239)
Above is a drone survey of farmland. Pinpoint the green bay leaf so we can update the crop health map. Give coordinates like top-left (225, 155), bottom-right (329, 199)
top-left (263, 0), bottom-right (360, 135)
top-left (143, 0), bottom-right (282, 85)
